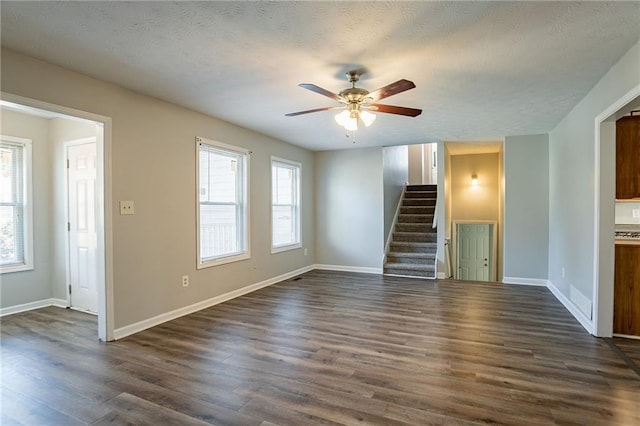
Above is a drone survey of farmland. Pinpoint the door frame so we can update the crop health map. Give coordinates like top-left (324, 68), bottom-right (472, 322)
top-left (1, 91), bottom-right (114, 341)
top-left (593, 83), bottom-right (640, 337)
top-left (452, 220), bottom-right (498, 281)
top-left (64, 137), bottom-right (98, 313)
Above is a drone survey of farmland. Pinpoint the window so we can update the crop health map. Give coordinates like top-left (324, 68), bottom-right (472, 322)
top-left (0, 136), bottom-right (33, 273)
top-left (197, 137), bottom-right (249, 268)
top-left (271, 157), bottom-right (301, 252)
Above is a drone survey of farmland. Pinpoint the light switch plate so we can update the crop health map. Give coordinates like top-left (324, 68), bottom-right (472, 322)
top-left (633, 209), bottom-right (640, 218)
top-left (120, 200), bottom-right (135, 215)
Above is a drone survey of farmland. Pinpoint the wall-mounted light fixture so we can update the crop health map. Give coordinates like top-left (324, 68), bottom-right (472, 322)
top-left (471, 174), bottom-right (479, 186)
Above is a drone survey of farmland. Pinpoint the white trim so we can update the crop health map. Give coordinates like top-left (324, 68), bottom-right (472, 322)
top-left (547, 281), bottom-right (595, 334)
top-left (593, 82), bottom-right (640, 337)
top-left (502, 277), bottom-right (549, 286)
top-left (383, 185), bottom-right (406, 263)
top-left (113, 265), bottom-right (314, 340)
top-left (0, 135), bottom-right (34, 274)
top-left (270, 156), bottom-right (302, 253)
top-left (1, 92), bottom-right (114, 342)
top-left (437, 272), bottom-right (447, 279)
top-left (313, 264), bottom-right (383, 274)
top-left (196, 137), bottom-right (251, 269)
top-left (0, 298), bottom-right (68, 317)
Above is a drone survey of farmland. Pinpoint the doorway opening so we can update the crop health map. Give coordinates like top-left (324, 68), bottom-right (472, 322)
top-left (443, 141), bottom-right (504, 282)
top-left (0, 93), bottom-right (112, 340)
top-left (408, 143), bottom-right (438, 185)
top-left (594, 86), bottom-right (640, 337)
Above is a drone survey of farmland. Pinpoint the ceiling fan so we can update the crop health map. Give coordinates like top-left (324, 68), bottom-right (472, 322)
top-left (285, 70), bottom-right (422, 132)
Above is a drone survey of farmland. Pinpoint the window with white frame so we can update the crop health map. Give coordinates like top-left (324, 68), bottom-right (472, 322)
top-left (197, 138), bottom-right (249, 268)
top-left (271, 158), bottom-right (301, 252)
top-left (0, 136), bottom-right (33, 273)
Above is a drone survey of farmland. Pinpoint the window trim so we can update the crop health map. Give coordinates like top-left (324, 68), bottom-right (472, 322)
top-left (0, 135), bottom-right (34, 274)
top-left (196, 137), bottom-right (251, 269)
top-left (270, 156), bottom-right (302, 254)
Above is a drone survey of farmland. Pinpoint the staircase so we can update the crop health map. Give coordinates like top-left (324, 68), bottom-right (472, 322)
top-left (384, 184), bottom-right (437, 278)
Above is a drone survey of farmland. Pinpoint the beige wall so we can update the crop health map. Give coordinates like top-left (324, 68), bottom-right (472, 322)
top-left (503, 135), bottom-right (549, 282)
top-left (407, 144), bottom-right (423, 185)
top-left (315, 148), bottom-right (383, 270)
top-left (450, 153), bottom-right (500, 222)
top-left (1, 48), bottom-right (315, 330)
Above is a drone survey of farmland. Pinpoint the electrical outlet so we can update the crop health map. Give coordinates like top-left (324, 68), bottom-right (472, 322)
top-left (120, 200), bottom-right (135, 215)
top-left (182, 275), bottom-right (189, 287)
top-left (633, 209), bottom-right (640, 218)
top-left (304, 248), bottom-right (308, 256)
top-left (561, 267), bottom-right (566, 279)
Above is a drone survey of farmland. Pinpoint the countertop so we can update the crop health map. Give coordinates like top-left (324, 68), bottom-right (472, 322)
top-left (615, 224), bottom-right (640, 246)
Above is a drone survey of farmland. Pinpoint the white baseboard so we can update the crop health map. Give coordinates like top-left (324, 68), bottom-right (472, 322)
top-left (436, 272), bottom-right (447, 279)
top-left (547, 281), bottom-right (594, 334)
top-left (0, 298), bottom-right (68, 317)
top-left (314, 264), bottom-right (382, 274)
top-left (502, 277), bottom-right (550, 286)
top-left (113, 265), bottom-right (314, 340)
top-left (569, 285), bottom-right (592, 320)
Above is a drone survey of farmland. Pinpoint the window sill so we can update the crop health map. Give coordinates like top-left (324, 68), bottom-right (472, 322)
top-left (271, 243), bottom-right (302, 254)
top-left (1, 264), bottom-right (34, 274)
top-left (197, 252), bottom-right (250, 269)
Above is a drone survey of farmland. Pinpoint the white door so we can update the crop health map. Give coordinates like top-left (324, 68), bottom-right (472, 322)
top-left (456, 223), bottom-right (490, 281)
top-left (67, 140), bottom-right (98, 313)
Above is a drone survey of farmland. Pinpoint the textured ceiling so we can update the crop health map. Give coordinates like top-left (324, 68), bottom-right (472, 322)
top-left (2, 1), bottom-right (639, 151)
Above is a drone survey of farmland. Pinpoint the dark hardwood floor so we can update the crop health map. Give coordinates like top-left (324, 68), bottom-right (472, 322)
top-left (1, 270), bottom-right (639, 425)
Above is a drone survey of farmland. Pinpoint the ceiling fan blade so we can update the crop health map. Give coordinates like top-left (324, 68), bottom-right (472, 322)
top-left (299, 83), bottom-right (344, 102)
top-left (285, 106), bottom-right (343, 117)
top-left (369, 104), bottom-right (422, 117)
top-left (367, 79), bottom-right (416, 102)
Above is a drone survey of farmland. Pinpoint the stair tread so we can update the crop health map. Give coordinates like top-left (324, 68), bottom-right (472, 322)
top-left (387, 185), bottom-right (438, 276)
top-left (384, 262), bottom-right (435, 270)
top-left (388, 252), bottom-right (434, 257)
top-left (389, 244), bottom-right (437, 249)
top-left (393, 231), bottom-right (437, 235)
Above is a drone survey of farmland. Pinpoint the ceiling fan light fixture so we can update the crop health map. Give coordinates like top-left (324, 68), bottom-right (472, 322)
top-left (287, 70), bottom-right (421, 138)
top-left (344, 116), bottom-right (358, 131)
top-left (334, 109), bottom-right (350, 126)
top-left (359, 109), bottom-right (376, 127)
top-left (335, 109), bottom-right (359, 131)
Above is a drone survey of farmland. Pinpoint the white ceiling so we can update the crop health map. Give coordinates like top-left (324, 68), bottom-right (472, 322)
top-left (1, 1), bottom-right (639, 151)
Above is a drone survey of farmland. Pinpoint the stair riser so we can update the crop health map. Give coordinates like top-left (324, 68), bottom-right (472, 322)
top-left (393, 233), bottom-right (437, 243)
top-left (398, 213), bottom-right (433, 222)
top-left (386, 255), bottom-right (435, 264)
top-left (389, 244), bottom-right (437, 254)
top-left (383, 268), bottom-right (435, 278)
top-left (395, 223), bottom-right (434, 233)
top-left (404, 191), bottom-right (437, 199)
top-left (401, 205), bottom-right (434, 213)
top-left (402, 199), bottom-right (436, 207)
top-left (407, 185), bottom-right (436, 192)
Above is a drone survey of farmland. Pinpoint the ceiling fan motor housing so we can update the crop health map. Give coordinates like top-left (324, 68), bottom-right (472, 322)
top-left (340, 87), bottom-right (371, 104)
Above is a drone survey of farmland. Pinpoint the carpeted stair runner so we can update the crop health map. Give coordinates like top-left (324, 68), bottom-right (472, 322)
top-left (384, 184), bottom-right (437, 278)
